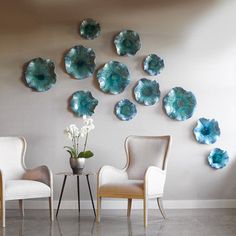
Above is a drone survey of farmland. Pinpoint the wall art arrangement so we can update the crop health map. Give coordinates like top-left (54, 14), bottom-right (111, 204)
top-left (23, 18), bottom-right (229, 169)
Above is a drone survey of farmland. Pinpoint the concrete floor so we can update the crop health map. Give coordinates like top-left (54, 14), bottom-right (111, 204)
top-left (1, 209), bottom-right (236, 236)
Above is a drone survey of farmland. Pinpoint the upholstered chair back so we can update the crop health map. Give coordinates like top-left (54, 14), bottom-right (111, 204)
top-left (125, 136), bottom-right (171, 180)
top-left (0, 137), bottom-right (26, 181)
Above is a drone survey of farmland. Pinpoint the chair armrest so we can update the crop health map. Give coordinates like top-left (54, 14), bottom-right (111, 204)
top-left (23, 165), bottom-right (53, 187)
top-left (144, 166), bottom-right (166, 197)
top-left (97, 165), bottom-right (128, 187)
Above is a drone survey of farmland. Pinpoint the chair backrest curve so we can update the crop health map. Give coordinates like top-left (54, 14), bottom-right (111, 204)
top-left (0, 137), bottom-right (26, 181)
top-left (125, 135), bottom-right (171, 180)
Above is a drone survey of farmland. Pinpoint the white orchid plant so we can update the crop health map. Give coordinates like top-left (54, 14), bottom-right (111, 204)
top-left (64, 116), bottom-right (95, 159)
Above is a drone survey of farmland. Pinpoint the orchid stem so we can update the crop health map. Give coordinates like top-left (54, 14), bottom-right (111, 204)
top-left (83, 131), bottom-right (88, 152)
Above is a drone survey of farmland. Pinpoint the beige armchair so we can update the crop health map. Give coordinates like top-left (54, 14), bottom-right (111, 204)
top-left (97, 135), bottom-right (171, 227)
top-left (0, 137), bottom-right (54, 227)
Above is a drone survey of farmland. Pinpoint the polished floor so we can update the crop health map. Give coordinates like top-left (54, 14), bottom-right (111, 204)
top-left (0, 209), bottom-right (236, 236)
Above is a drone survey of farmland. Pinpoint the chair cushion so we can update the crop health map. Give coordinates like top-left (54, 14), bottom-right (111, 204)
top-left (99, 180), bottom-right (144, 198)
top-left (5, 180), bottom-right (51, 200)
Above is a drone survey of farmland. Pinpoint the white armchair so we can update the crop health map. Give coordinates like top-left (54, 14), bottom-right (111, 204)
top-left (97, 135), bottom-right (171, 227)
top-left (0, 137), bottom-right (54, 227)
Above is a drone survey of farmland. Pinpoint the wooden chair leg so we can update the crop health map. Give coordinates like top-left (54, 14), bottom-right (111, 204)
top-left (1, 199), bottom-right (5, 227)
top-left (157, 198), bottom-right (166, 219)
top-left (49, 197), bottom-right (54, 221)
top-left (127, 199), bottom-right (132, 217)
top-left (143, 198), bottom-right (148, 228)
top-left (96, 196), bottom-right (101, 223)
top-left (19, 199), bottom-right (24, 217)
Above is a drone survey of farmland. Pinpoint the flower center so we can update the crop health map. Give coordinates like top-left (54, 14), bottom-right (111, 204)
top-left (37, 74), bottom-right (45, 81)
top-left (201, 127), bottom-right (210, 136)
top-left (142, 87), bottom-right (153, 96)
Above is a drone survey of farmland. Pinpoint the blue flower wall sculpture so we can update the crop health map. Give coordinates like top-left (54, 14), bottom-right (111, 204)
top-left (134, 78), bottom-right (160, 106)
top-left (25, 57), bottom-right (56, 92)
top-left (193, 118), bottom-right (220, 144)
top-left (163, 87), bottom-right (197, 121)
top-left (114, 30), bottom-right (141, 56)
top-left (208, 148), bottom-right (229, 169)
top-left (70, 91), bottom-right (98, 117)
top-left (64, 45), bottom-right (96, 80)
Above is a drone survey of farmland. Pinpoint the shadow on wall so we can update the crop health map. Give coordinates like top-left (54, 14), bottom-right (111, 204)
top-left (216, 156), bottom-right (236, 199)
top-left (0, 0), bottom-right (218, 36)
top-left (201, 152), bottom-right (236, 199)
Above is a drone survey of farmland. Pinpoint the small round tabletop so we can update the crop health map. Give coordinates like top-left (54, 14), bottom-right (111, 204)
top-left (56, 171), bottom-right (96, 176)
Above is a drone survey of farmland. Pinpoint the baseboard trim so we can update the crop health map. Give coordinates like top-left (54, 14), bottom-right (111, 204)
top-left (6, 199), bottom-right (236, 209)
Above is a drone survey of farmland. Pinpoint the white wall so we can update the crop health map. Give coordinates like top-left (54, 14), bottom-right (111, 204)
top-left (0, 0), bottom-right (236, 201)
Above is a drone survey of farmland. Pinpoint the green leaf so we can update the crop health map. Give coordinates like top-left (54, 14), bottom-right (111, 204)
top-left (64, 146), bottom-right (77, 158)
top-left (66, 150), bottom-right (72, 156)
top-left (78, 150), bottom-right (94, 159)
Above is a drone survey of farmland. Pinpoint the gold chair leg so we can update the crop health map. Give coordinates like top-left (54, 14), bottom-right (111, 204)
top-left (19, 199), bottom-right (24, 217)
top-left (143, 198), bottom-right (148, 228)
top-left (1, 199), bottom-right (5, 227)
top-left (49, 197), bottom-right (54, 221)
top-left (127, 199), bottom-right (132, 217)
top-left (96, 196), bottom-right (101, 223)
top-left (157, 198), bottom-right (166, 219)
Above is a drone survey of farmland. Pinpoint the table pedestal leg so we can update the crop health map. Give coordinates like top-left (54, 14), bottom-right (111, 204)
top-left (56, 175), bottom-right (67, 217)
top-left (77, 176), bottom-right (80, 213)
top-left (86, 175), bottom-right (96, 217)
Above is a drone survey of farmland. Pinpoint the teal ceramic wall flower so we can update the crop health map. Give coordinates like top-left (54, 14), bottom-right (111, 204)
top-left (143, 54), bottom-right (164, 76)
top-left (208, 148), bottom-right (229, 169)
top-left (115, 99), bottom-right (137, 121)
top-left (114, 30), bottom-right (141, 56)
top-left (70, 91), bottom-right (98, 117)
top-left (163, 87), bottom-right (197, 121)
top-left (193, 118), bottom-right (221, 144)
top-left (25, 57), bottom-right (56, 92)
top-left (80, 18), bottom-right (101, 40)
top-left (134, 78), bottom-right (160, 106)
top-left (64, 45), bottom-right (96, 80)
top-left (96, 61), bottom-right (130, 94)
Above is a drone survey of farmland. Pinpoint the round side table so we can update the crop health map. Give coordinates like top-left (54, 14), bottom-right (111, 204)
top-left (55, 172), bottom-right (96, 218)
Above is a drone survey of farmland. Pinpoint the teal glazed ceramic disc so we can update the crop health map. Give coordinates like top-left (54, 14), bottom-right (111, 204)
top-left (25, 57), bottom-right (56, 92)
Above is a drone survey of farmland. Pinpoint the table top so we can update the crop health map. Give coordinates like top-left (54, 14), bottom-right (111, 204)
top-left (56, 171), bottom-right (96, 176)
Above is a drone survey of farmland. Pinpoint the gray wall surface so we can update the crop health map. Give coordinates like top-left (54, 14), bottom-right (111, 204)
top-left (0, 0), bottom-right (236, 201)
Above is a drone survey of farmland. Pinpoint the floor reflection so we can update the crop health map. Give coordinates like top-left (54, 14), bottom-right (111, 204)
top-left (0, 210), bottom-right (168, 236)
top-left (3, 209), bottom-right (235, 236)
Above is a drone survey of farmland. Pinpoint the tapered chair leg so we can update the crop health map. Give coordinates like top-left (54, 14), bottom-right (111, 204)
top-left (96, 196), bottom-right (101, 223)
top-left (157, 198), bottom-right (166, 219)
top-left (49, 197), bottom-right (54, 221)
top-left (19, 199), bottom-right (24, 217)
top-left (127, 199), bottom-right (132, 217)
top-left (1, 199), bottom-right (5, 227)
top-left (143, 198), bottom-right (148, 228)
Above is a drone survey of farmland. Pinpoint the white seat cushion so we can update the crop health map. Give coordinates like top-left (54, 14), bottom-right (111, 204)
top-left (5, 180), bottom-right (51, 200)
top-left (99, 180), bottom-right (144, 198)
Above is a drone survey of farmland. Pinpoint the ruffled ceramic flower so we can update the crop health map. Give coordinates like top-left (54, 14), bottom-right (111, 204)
top-left (96, 61), bottom-right (130, 94)
top-left (80, 18), bottom-right (101, 40)
top-left (163, 87), bottom-right (197, 121)
top-left (134, 78), bottom-right (160, 106)
top-left (114, 30), bottom-right (141, 56)
top-left (143, 54), bottom-right (164, 76)
top-left (115, 99), bottom-right (137, 121)
top-left (69, 91), bottom-right (98, 117)
top-left (64, 45), bottom-right (96, 80)
top-left (208, 148), bottom-right (229, 169)
top-left (193, 118), bottom-right (220, 144)
top-left (25, 57), bottom-right (56, 92)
